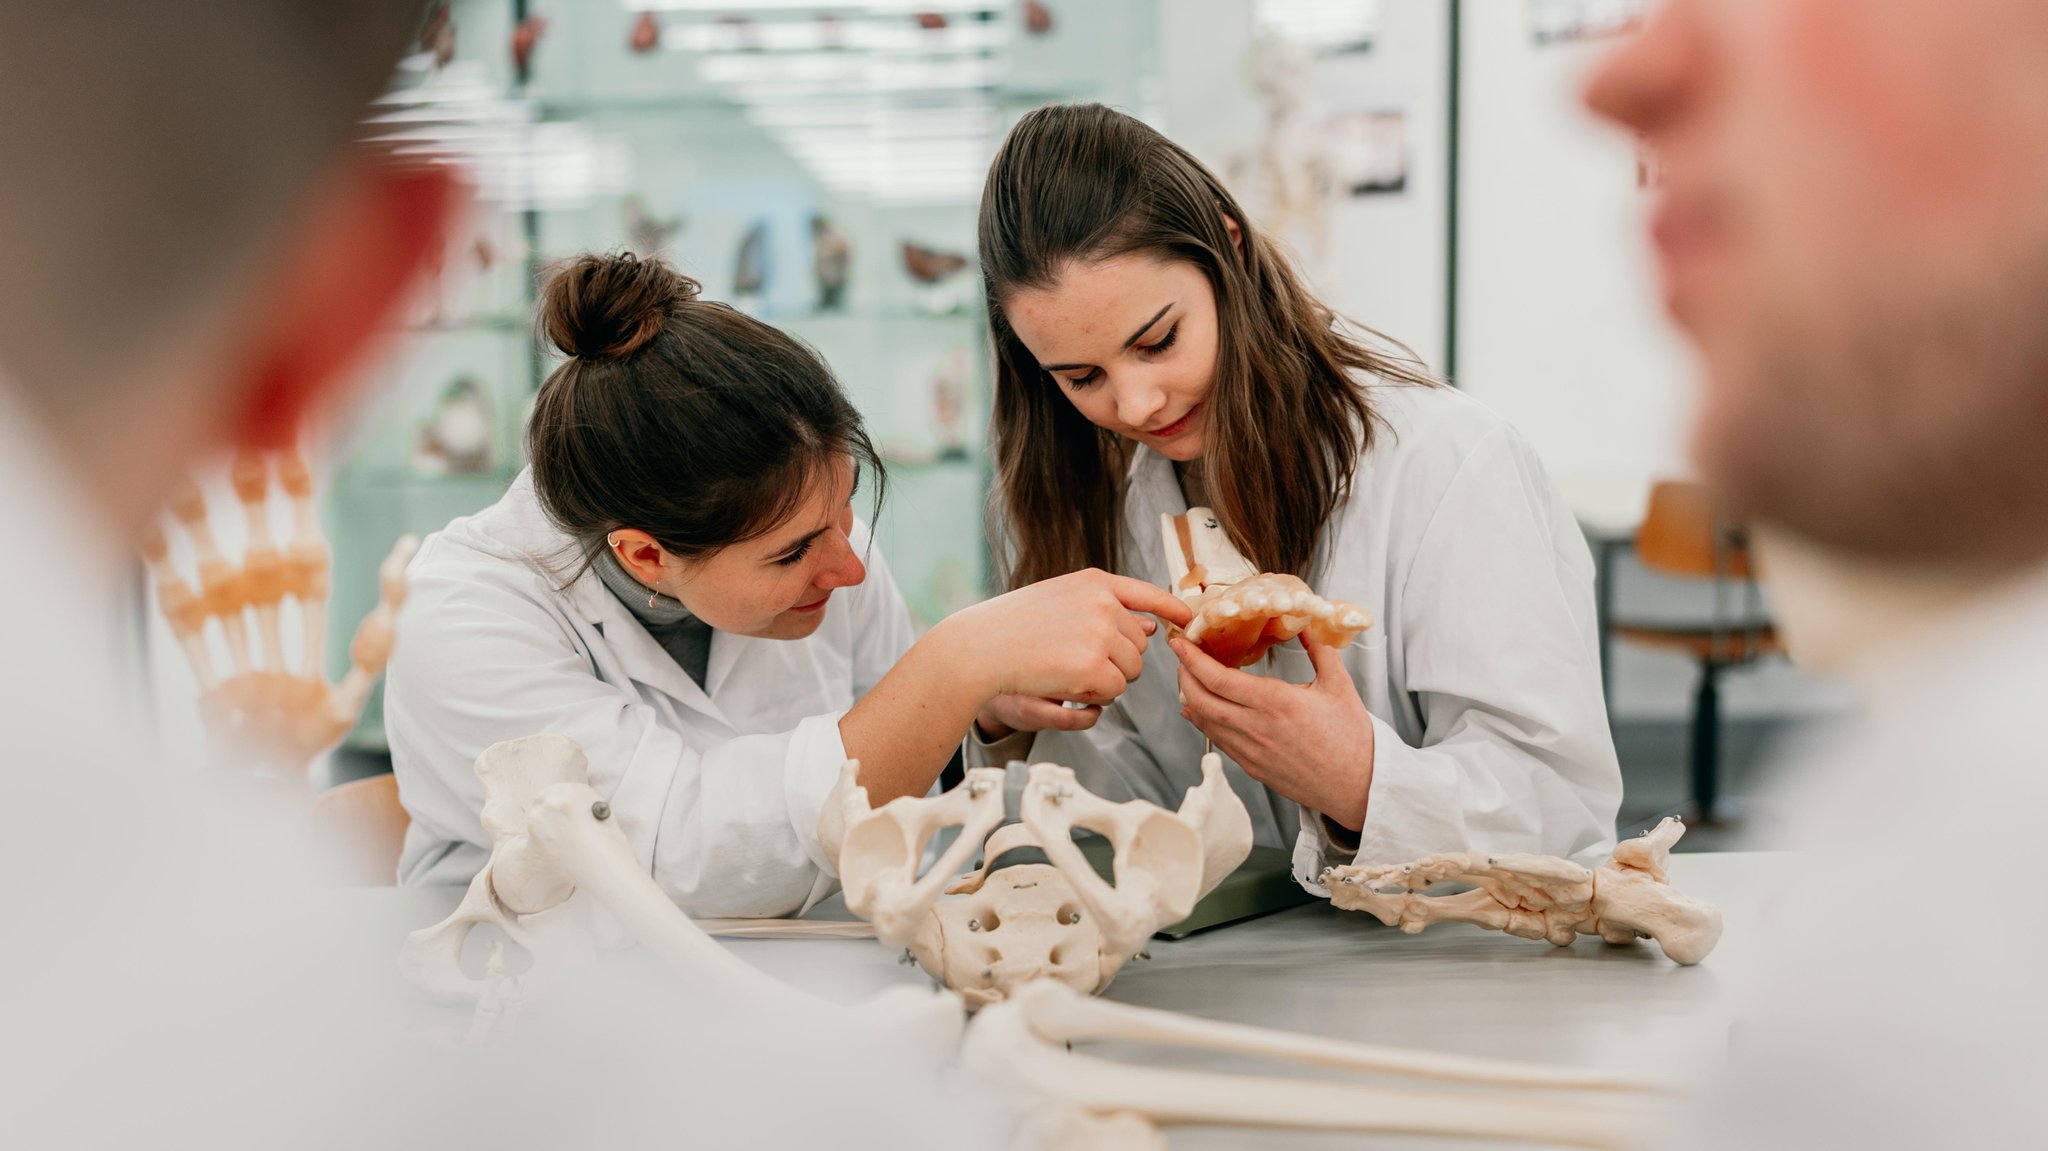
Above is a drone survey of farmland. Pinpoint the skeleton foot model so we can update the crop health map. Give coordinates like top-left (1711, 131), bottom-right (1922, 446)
top-left (1323, 818), bottom-right (1724, 965)
top-left (399, 735), bottom-right (963, 1051)
top-left (1163, 507), bottom-right (1371, 666)
top-left (821, 754), bottom-right (1253, 1008)
top-left (967, 979), bottom-right (1663, 1151)
top-left (140, 448), bottom-right (417, 774)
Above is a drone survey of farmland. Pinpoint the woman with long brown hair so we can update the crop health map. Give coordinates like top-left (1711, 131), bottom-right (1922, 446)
top-left (387, 251), bottom-right (1187, 915)
top-left (973, 104), bottom-right (1621, 877)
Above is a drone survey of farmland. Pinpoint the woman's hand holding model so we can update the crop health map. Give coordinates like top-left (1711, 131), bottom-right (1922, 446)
top-left (961, 569), bottom-right (1193, 740)
top-left (1173, 635), bottom-right (1376, 832)
top-left (842, 569), bottom-right (1191, 805)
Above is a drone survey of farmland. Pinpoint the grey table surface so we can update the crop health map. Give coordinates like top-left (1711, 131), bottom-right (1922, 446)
top-left (355, 851), bottom-right (1773, 1149)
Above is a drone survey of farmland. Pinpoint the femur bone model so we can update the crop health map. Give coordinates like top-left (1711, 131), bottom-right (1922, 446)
top-left (819, 754), bottom-right (1254, 1009)
top-left (1163, 506), bottom-right (1372, 667)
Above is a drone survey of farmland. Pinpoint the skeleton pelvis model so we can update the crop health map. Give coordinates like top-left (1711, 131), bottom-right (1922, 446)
top-left (1324, 818), bottom-right (1725, 966)
top-left (1162, 507), bottom-right (1371, 666)
top-left (819, 753), bottom-right (1255, 1008)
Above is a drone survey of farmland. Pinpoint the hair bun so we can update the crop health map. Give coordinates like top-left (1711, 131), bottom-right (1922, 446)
top-left (539, 251), bottom-right (701, 361)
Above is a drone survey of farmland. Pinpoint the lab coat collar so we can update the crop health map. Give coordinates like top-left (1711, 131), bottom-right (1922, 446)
top-left (1121, 445), bottom-right (1186, 587)
top-left (461, 471), bottom-right (730, 723)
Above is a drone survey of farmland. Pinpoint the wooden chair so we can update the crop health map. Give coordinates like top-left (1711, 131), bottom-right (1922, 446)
top-left (1611, 481), bottom-right (1780, 823)
top-left (308, 772), bottom-right (408, 885)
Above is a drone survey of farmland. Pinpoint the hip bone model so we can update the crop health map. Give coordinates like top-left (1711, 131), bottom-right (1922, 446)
top-left (818, 753), bottom-right (1254, 1008)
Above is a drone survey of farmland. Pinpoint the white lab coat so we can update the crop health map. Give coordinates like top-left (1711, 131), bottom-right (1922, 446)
top-left (1028, 380), bottom-right (1623, 884)
top-left (385, 470), bottom-right (916, 916)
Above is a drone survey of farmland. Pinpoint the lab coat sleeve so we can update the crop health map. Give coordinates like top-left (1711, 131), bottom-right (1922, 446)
top-left (1293, 427), bottom-right (1622, 887)
top-left (387, 556), bottom-right (846, 918)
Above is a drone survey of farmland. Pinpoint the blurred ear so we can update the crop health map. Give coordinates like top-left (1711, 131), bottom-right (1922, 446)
top-left (230, 159), bottom-right (464, 450)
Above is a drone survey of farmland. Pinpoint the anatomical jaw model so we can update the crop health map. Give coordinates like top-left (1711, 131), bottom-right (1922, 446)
top-left (820, 753), bottom-right (1254, 1008)
top-left (1324, 818), bottom-right (1724, 966)
top-left (1163, 507), bottom-right (1372, 667)
top-left (140, 448), bottom-right (417, 775)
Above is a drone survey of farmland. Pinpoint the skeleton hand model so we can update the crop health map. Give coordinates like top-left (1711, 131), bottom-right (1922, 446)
top-left (400, 735), bottom-right (964, 1051)
top-left (820, 753), bottom-right (1253, 1008)
top-left (1162, 507), bottom-right (1371, 667)
top-left (140, 448), bottom-right (416, 774)
top-left (1323, 818), bottom-right (1724, 966)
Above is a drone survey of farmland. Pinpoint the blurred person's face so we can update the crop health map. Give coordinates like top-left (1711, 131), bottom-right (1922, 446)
top-left (1586, 0), bottom-right (2048, 568)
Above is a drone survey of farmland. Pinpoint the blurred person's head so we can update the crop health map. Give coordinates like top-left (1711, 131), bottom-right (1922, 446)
top-left (977, 102), bottom-right (1433, 589)
top-left (0, 3), bottom-right (457, 534)
top-left (528, 253), bottom-right (882, 640)
top-left (1586, 0), bottom-right (2048, 573)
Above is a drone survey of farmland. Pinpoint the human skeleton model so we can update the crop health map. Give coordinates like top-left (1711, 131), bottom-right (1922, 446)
top-left (1324, 817), bottom-right (1724, 966)
top-left (818, 753), bottom-right (1254, 1009)
top-left (401, 734), bottom-right (1665, 1149)
top-left (139, 448), bottom-right (417, 775)
top-left (1163, 507), bottom-right (1372, 667)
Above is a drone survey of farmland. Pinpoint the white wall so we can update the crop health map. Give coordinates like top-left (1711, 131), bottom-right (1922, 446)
top-left (1158, 0), bottom-right (1451, 367)
top-left (1456, 5), bottom-right (1849, 723)
top-left (1454, 3), bottom-right (1691, 486)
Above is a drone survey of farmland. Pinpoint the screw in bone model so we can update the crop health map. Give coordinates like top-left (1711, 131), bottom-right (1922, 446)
top-left (967, 918), bottom-right (983, 932)
top-left (1060, 909), bottom-right (1082, 925)
top-left (967, 778), bottom-right (991, 798)
top-left (591, 800), bottom-right (611, 821)
top-left (899, 949), bottom-right (918, 966)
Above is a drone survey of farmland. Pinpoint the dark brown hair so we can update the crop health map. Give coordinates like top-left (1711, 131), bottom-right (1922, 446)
top-left (979, 103), bottom-right (1435, 588)
top-left (528, 252), bottom-right (883, 573)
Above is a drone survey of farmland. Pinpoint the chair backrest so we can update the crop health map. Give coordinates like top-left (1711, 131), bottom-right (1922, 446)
top-left (1633, 480), bottom-right (1755, 580)
top-left (308, 772), bottom-right (408, 886)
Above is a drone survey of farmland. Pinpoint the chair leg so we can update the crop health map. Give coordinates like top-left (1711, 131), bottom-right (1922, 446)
top-left (1690, 662), bottom-right (1722, 823)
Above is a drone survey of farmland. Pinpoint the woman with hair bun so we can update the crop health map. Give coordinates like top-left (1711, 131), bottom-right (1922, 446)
top-left (386, 252), bottom-right (1186, 916)
top-left (974, 104), bottom-right (1621, 882)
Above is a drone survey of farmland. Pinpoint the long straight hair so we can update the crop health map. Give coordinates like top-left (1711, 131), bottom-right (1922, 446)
top-left (979, 103), bottom-right (1435, 588)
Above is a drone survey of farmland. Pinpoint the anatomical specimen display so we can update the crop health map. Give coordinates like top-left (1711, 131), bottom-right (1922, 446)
top-left (1162, 507), bottom-right (1372, 667)
top-left (1324, 817), bottom-right (1724, 966)
top-left (140, 448), bottom-right (417, 775)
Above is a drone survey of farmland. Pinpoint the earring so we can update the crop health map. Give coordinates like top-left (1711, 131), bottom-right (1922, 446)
top-left (648, 591), bottom-right (659, 609)
top-left (607, 534), bottom-right (621, 548)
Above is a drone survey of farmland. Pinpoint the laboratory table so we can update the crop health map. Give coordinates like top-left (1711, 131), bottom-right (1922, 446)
top-left (354, 851), bottom-right (1772, 1149)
